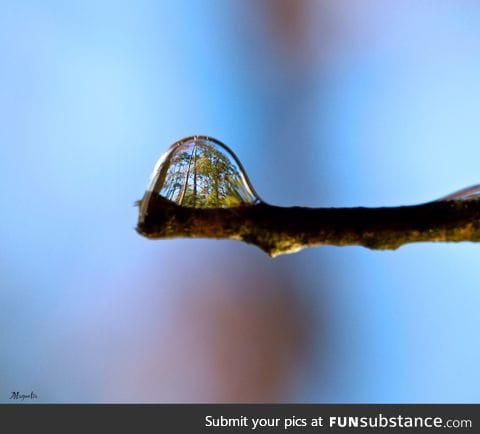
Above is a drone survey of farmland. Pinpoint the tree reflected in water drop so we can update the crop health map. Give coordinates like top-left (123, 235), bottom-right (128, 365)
top-left (147, 136), bottom-right (260, 208)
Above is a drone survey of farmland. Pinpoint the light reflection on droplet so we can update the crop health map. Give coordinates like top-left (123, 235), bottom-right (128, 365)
top-left (437, 184), bottom-right (480, 202)
top-left (143, 136), bottom-right (261, 208)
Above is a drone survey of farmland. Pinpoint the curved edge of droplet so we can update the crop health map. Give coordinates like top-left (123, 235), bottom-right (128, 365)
top-left (176, 135), bottom-right (266, 206)
top-left (145, 143), bottom-right (178, 193)
top-left (435, 183), bottom-right (480, 202)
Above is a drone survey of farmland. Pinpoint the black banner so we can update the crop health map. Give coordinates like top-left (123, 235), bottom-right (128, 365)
top-left (0, 404), bottom-right (477, 433)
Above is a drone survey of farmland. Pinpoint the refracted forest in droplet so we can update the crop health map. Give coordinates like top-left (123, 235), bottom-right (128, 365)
top-left (159, 141), bottom-right (255, 208)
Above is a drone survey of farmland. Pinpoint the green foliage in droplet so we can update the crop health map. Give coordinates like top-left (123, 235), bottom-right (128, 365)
top-left (159, 139), bottom-right (254, 208)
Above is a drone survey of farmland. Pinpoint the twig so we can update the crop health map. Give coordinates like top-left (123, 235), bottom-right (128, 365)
top-left (136, 194), bottom-right (480, 257)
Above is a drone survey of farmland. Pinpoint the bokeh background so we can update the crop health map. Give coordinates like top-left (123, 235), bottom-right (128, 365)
top-left (1, 0), bottom-right (480, 403)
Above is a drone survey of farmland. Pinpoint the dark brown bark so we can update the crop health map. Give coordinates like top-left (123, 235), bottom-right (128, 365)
top-left (136, 194), bottom-right (480, 257)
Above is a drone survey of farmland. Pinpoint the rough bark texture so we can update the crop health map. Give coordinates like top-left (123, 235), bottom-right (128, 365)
top-left (136, 193), bottom-right (480, 257)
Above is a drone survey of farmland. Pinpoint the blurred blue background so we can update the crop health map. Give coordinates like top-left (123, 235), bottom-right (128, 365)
top-left (1, 0), bottom-right (480, 403)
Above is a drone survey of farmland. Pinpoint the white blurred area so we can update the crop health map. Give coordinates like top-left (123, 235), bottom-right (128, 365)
top-left (1, 0), bottom-right (480, 403)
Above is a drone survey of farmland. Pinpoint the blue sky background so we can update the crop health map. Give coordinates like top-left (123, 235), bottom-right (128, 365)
top-left (1, 0), bottom-right (480, 402)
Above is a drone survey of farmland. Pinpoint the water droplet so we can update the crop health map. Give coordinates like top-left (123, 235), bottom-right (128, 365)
top-left (437, 184), bottom-right (480, 201)
top-left (141, 136), bottom-right (261, 209)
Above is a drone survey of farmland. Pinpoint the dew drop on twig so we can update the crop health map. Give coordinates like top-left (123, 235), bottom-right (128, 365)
top-left (437, 184), bottom-right (480, 201)
top-left (140, 136), bottom-right (261, 210)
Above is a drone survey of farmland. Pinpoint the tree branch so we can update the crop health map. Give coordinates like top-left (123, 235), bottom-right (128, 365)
top-left (136, 194), bottom-right (480, 257)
